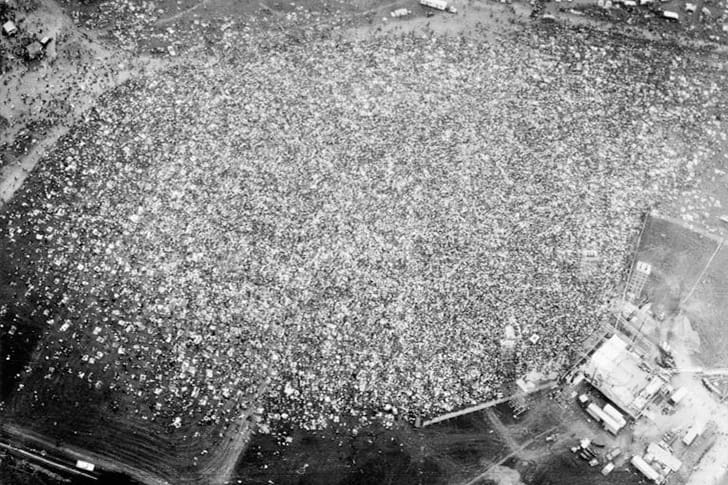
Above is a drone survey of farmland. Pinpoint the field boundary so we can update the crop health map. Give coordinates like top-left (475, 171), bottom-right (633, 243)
top-left (422, 382), bottom-right (558, 427)
top-left (651, 211), bottom-right (724, 244)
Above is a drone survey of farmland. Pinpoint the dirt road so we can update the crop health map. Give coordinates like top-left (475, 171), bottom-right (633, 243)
top-left (1, 422), bottom-right (169, 485)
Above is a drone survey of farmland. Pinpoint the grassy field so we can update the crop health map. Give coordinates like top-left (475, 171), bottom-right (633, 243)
top-left (636, 214), bottom-right (728, 367)
top-left (680, 241), bottom-right (728, 367)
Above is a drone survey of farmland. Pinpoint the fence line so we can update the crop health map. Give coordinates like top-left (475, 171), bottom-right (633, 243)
top-left (421, 381), bottom-right (557, 427)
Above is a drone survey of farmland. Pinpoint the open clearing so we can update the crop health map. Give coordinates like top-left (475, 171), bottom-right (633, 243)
top-left (2, 0), bottom-right (728, 484)
top-left (636, 214), bottom-right (728, 367)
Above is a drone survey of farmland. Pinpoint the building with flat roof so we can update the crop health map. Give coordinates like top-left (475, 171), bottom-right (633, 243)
top-left (582, 334), bottom-right (666, 418)
top-left (682, 422), bottom-right (705, 446)
top-left (626, 260), bottom-right (652, 301)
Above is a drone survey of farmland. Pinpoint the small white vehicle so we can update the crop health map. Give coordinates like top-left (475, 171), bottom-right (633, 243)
top-left (420, 0), bottom-right (457, 13)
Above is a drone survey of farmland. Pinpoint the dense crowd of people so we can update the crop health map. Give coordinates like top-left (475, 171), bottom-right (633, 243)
top-left (0, 20), bottom-right (725, 437)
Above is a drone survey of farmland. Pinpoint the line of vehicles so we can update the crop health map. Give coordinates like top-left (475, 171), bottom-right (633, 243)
top-left (577, 393), bottom-right (627, 436)
top-left (573, 387), bottom-right (708, 484)
top-left (573, 394), bottom-right (624, 476)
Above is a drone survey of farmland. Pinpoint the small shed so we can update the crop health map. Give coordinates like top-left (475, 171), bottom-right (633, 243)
top-left (683, 422), bottom-right (705, 446)
top-left (25, 41), bottom-right (43, 60)
top-left (2, 21), bottom-right (17, 36)
top-left (683, 428), bottom-right (698, 446)
top-left (669, 387), bottom-right (688, 405)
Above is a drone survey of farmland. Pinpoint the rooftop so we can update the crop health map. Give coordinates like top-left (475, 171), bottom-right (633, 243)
top-left (582, 334), bottom-right (664, 418)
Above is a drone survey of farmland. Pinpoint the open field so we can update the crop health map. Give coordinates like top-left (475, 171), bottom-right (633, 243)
top-left (2, 0), bottom-right (728, 484)
top-left (233, 388), bottom-right (644, 485)
top-left (636, 214), bottom-right (728, 367)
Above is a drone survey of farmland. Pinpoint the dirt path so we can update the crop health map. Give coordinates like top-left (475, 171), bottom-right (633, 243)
top-left (0, 124), bottom-right (66, 203)
top-left (679, 238), bottom-right (725, 306)
top-left (0, 440), bottom-right (97, 481)
top-left (1, 0), bottom-right (114, 148)
top-left (1, 423), bottom-right (170, 485)
top-left (0, 0), bottom-right (210, 207)
top-left (485, 409), bottom-right (521, 452)
top-left (462, 426), bottom-right (559, 485)
top-left (197, 411), bottom-right (255, 485)
top-left (0, 50), bottom-right (178, 205)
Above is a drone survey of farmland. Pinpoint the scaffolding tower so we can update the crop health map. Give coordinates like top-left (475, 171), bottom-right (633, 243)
top-left (508, 393), bottom-right (529, 417)
top-left (626, 261), bottom-right (652, 302)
